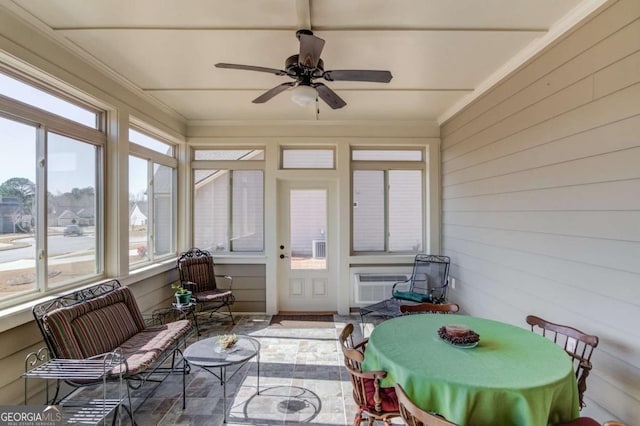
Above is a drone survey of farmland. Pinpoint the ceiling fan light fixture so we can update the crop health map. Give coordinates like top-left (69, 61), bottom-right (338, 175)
top-left (290, 85), bottom-right (316, 106)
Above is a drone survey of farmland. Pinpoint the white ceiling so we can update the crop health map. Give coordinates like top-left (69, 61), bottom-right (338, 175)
top-left (6, 0), bottom-right (604, 124)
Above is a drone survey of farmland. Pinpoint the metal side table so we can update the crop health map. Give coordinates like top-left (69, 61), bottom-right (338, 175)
top-left (183, 335), bottom-right (260, 423)
top-left (24, 348), bottom-right (126, 425)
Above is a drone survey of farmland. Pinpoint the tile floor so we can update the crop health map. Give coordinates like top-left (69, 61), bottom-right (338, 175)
top-left (100, 314), bottom-right (390, 426)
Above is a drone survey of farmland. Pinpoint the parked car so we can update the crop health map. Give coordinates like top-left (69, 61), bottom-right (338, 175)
top-left (63, 224), bottom-right (83, 236)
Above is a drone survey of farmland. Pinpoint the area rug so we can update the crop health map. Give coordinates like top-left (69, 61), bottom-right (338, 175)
top-left (269, 314), bottom-right (335, 328)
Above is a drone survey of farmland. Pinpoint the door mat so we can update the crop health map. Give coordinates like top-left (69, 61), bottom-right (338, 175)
top-left (269, 314), bottom-right (335, 328)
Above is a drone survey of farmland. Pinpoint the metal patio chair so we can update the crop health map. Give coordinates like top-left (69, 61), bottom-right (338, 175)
top-left (177, 247), bottom-right (235, 324)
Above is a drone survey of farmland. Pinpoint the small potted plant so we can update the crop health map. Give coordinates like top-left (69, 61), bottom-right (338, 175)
top-left (171, 282), bottom-right (192, 306)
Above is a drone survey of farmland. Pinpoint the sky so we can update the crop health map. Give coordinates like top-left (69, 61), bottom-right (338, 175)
top-left (1, 73), bottom-right (149, 196)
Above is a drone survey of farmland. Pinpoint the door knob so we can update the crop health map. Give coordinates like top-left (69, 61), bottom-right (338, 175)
top-left (280, 254), bottom-right (289, 259)
top-left (280, 245), bottom-right (285, 250)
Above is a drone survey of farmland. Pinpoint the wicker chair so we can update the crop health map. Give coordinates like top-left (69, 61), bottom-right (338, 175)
top-left (177, 248), bottom-right (235, 324)
top-left (400, 302), bottom-right (459, 314)
top-left (526, 315), bottom-right (598, 409)
top-left (394, 383), bottom-right (458, 426)
top-left (339, 323), bottom-right (400, 425)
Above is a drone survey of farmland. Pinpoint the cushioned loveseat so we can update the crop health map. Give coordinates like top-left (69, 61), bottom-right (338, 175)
top-left (33, 280), bottom-right (192, 417)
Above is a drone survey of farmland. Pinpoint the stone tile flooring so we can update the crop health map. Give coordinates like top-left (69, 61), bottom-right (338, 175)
top-left (101, 314), bottom-right (391, 426)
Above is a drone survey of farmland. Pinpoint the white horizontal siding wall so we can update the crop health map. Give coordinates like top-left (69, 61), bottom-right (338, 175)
top-left (441, 1), bottom-right (640, 423)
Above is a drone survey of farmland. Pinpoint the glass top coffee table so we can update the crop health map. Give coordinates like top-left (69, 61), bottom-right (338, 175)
top-left (183, 335), bottom-right (260, 423)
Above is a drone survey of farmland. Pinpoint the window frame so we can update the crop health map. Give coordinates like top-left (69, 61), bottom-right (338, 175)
top-left (350, 147), bottom-right (426, 255)
top-left (280, 146), bottom-right (336, 170)
top-left (191, 147), bottom-right (266, 254)
top-left (0, 69), bottom-right (106, 308)
top-left (128, 125), bottom-right (178, 270)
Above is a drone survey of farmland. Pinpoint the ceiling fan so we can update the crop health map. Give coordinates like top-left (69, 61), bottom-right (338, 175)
top-left (215, 29), bottom-right (393, 109)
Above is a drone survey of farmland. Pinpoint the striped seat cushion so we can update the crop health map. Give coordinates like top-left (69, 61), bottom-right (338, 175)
top-left (194, 288), bottom-right (232, 302)
top-left (112, 319), bottom-right (191, 375)
top-left (43, 285), bottom-right (190, 376)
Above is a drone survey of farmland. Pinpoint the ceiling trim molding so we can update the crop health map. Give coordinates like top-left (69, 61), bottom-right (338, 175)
top-left (51, 26), bottom-right (548, 33)
top-left (187, 119), bottom-right (439, 127)
top-left (143, 88), bottom-right (474, 93)
top-left (437, 0), bottom-right (612, 125)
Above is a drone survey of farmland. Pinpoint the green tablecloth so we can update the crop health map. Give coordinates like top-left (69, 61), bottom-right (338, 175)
top-left (361, 314), bottom-right (579, 426)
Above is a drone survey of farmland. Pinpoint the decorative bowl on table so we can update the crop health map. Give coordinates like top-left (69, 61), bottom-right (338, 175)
top-left (216, 334), bottom-right (238, 351)
top-left (438, 324), bottom-right (480, 348)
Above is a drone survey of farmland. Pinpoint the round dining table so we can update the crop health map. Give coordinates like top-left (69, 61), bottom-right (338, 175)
top-left (361, 314), bottom-right (580, 426)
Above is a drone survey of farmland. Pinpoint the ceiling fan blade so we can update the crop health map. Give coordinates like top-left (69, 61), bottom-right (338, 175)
top-left (298, 33), bottom-right (325, 68)
top-left (215, 63), bottom-right (286, 76)
top-left (252, 82), bottom-right (295, 103)
top-left (323, 70), bottom-right (393, 83)
top-left (313, 83), bottom-right (346, 109)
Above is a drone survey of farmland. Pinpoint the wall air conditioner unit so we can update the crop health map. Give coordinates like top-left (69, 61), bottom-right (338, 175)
top-left (312, 240), bottom-right (326, 258)
top-left (353, 271), bottom-right (411, 305)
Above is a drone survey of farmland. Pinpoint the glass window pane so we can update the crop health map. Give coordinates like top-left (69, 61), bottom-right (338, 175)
top-left (194, 170), bottom-right (229, 252)
top-left (353, 170), bottom-right (385, 251)
top-left (231, 171), bottom-right (263, 252)
top-left (194, 149), bottom-right (264, 160)
top-left (388, 170), bottom-right (422, 252)
top-left (0, 73), bottom-right (97, 128)
top-left (129, 129), bottom-right (173, 156)
top-left (0, 116), bottom-right (37, 298)
top-left (352, 149), bottom-right (422, 161)
top-left (153, 164), bottom-right (174, 256)
top-left (290, 190), bottom-right (326, 270)
top-left (47, 133), bottom-right (99, 286)
top-left (282, 149), bottom-right (334, 169)
top-left (129, 156), bottom-right (149, 264)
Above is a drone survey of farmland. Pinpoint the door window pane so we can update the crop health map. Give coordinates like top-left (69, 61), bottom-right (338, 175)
top-left (388, 170), bottom-right (422, 252)
top-left (290, 190), bottom-right (326, 270)
top-left (47, 132), bottom-right (98, 286)
top-left (0, 116), bottom-right (37, 297)
top-left (353, 171), bottom-right (385, 251)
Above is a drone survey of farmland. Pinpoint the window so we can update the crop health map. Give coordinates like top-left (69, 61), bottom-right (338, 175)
top-left (352, 149), bottom-right (424, 253)
top-left (128, 127), bottom-right (176, 268)
top-left (0, 70), bottom-right (104, 306)
top-left (0, 72), bottom-right (98, 128)
top-left (192, 149), bottom-right (264, 253)
top-left (47, 132), bottom-right (99, 286)
top-left (281, 148), bottom-right (335, 169)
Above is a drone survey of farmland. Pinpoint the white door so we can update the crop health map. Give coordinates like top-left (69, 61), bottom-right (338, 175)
top-left (277, 180), bottom-right (336, 312)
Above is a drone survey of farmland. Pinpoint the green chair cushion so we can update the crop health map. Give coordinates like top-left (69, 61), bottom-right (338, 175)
top-left (393, 291), bottom-right (433, 303)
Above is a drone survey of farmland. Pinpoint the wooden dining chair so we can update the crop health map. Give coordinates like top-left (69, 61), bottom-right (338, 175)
top-left (339, 323), bottom-right (401, 426)
top-left (394, 383), bottom-right (459, 426)
top-left (526, 315), bottom-right (599, 409)
top-left (400, 302), bottom-right (460, 314)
